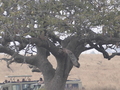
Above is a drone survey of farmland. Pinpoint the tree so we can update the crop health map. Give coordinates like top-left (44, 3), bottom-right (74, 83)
top-left (0, 0), bottom-right (120, 90)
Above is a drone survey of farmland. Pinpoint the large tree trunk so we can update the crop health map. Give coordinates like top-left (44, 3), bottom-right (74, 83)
top-left (35, 47), bottom-right (73, 90)
top-left (45, 77), bottom-right (67, 90)
top-left (43, 58), bottom-right (72, 90)
top-left (36, 57), bottom-right (72, 90)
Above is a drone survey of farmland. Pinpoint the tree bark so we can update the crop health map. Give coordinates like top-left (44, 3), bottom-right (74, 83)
top-left (35, 47), bottom-right (74, 90)
top-left (44, 75), bottom-right (67, 90)
top-left (1, 33), bottom-right (119, 90)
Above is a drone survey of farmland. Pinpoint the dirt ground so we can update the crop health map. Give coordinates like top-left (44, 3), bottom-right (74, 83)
top-left (0, 54), bottom-right (120, 90)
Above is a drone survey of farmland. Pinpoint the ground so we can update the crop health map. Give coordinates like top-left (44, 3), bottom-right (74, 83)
top-left (0, 54), bottom-right (120, 90)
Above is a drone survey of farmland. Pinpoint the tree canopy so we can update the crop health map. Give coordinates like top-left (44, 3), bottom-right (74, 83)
top-left (0, 0), bottom-right (120, 90)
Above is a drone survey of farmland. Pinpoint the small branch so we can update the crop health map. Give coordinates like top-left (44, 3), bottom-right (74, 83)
top-left (47, 31), bottom-right (62, 44)
top-left (109, 53), bottom-right (120, 59)
top-left (29, 65), bottom-right (41, 72)
top-left (0, 58), bottom-right (14, 72)
top-left (0, 52), bottom-right (18, 71)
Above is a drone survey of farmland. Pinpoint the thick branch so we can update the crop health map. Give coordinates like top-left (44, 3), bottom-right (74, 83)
top-left (88, 41), bottom-right (111, 60)
top-left (0, 46), bottom-right (15, 56)
top-left (62, 48), bottom-right (80, 68)
top-left (0, 45), bottom-right (37, 65)
top-left (2, 35), bottom-right (60, 57)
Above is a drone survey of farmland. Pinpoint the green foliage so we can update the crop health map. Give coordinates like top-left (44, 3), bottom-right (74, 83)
top-left (0, 0), bottom-right (119, 37)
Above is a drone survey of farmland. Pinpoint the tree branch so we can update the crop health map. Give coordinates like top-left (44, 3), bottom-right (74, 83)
top-left (62, 48), bottom-right (80, 68)
top-left (109, 53), bottom-right (120, 59)
top-left (29, 65), bottom-right (41, 72)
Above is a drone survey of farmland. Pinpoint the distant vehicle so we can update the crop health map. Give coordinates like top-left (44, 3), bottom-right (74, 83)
top-left (65, 79), bottom-right (82, 90)
top-left (0, 75), bottom-right (42, 90)
top-left (0, 81), bottom-right (43, 90)
top-left (0, 75), bottom-right (82, 90)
